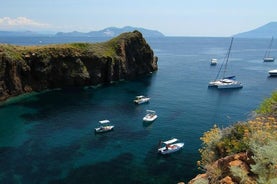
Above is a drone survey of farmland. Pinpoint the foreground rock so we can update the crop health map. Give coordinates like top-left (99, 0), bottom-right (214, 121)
top-left (0, 31), bottom-right (158, 101)
top-left (188, 152), bottom-right (257, 184)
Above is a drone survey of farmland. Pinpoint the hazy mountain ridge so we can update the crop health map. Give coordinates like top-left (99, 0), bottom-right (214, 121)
top-left (0, 26), bottom-right (164, 37)
top-left (234, 22), bottom-right (277, 38)
top-left (55, 26), bottom-right (165, 37)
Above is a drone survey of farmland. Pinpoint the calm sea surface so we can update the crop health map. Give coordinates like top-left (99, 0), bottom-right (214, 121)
top-left (0, 36), bottom-right (277, 183)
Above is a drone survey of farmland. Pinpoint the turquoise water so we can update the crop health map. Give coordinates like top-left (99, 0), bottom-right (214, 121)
top-left (0, 37), bottom-right (277, 183)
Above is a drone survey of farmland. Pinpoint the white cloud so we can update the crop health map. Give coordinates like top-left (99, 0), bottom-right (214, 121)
top-left (0, 17), bottom-right (49, 30)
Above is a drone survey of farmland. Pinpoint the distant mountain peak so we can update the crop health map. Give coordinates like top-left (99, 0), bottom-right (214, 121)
top-left (234, 22), bottom-right (277, 38)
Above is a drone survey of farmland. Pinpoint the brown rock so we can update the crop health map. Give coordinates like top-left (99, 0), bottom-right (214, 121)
top-left (219, 176), bottom-right (235, 184)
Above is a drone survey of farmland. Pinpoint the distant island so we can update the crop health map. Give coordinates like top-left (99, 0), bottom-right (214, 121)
top-left (0, 26), bottom-right (165, 38)
top-left (55, 26), bottom-right (165, 37)
top-left (234, 22), bottom-right (277, 38)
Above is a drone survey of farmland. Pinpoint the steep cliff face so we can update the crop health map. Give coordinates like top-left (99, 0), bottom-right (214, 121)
top-left (0, 31), bottom-right (158, 101)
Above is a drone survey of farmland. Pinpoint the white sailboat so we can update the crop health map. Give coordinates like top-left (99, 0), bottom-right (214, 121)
top-left (264, 37), bottom-right (275, 62)
top-left (208, 37), bottom-right (243, 89)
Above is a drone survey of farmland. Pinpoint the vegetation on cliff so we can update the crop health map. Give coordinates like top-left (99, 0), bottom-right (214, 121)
top-left (0, 31), bottom-right (158, 102)
top-left (190, 91), bottom-right (277, 184)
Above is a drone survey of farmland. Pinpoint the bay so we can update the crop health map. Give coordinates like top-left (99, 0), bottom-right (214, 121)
top-left (0, 36), bottom-right (276, 183)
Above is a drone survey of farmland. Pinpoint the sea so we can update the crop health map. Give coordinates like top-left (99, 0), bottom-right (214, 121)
top-left (0, 36), bottom-right (276, 184)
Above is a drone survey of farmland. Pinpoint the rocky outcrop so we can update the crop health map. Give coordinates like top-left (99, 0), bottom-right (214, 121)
top-left (0, 31), bottom-right (158, 101)
top-left (188, 152), bottom-right (257, 184)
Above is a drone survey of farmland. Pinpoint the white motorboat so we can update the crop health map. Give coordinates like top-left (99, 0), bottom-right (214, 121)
top-left (134, 95), bottom-right (150, 104)
top-left (268, 69), bottom-right (277, 76)
top-left (95, 120), bottom-right (114, 133)
top-left (263, 37), bottom-right (275, 62)
top-left (158, 138), bottom-right (184, 155)
top-left (208, 38), bottom-right (243, 89)
top-left (210, 58), bottom-right (218, 65)
top-left (143, 110), bottom-right (157, 122)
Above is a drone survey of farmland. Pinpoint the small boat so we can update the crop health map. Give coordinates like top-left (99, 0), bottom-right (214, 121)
top-left (158, 138), bottom-right (184, 155)
top-left (268, 69), bottom-right (277, 76)
top-left (143, 110), bottom-right (157, 122)
top-left (210, 58), bottom-right (218, 65)
top-left (263, 37), bottom-right (275, 62)
top-left (95, 120), bottom-right (114, 133)
top-left (134, 95), bottom-right (150, 104)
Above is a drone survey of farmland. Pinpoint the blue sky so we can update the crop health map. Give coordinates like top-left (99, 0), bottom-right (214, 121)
top-left (1, 0), bottom-right (277, 36)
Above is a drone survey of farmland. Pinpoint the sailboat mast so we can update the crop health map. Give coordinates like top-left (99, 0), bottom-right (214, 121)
top-left (222, 37), bottom-right (234, 78)
top-left (265, 36), bottom-right (274, 58)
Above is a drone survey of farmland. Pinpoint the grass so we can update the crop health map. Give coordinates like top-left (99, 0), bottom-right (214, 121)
top-left (0, 31), bottom-right (142, 62)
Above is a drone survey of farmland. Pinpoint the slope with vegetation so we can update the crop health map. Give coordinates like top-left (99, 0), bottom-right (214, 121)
top-left (189, 91), bottom-right (277, 184)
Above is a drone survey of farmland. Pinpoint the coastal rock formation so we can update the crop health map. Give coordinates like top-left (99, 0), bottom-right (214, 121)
top-left (189, 152), bottom-right (256, 184)
top-left (0, 31), bottom-right (158, 101)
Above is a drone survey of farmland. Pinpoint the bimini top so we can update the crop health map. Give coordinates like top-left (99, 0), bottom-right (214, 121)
top-left (99, 120), bottom-right (110, 124)
top-left (146, 110), bottom-right (156, 114)
top-left (163, 138), bottom-right (178, 145)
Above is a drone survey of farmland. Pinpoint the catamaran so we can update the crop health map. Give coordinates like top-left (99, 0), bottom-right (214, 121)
top-left (157, 138), bottom-right (184, 155)
top-left (208, 37), bottom-right (243, 89)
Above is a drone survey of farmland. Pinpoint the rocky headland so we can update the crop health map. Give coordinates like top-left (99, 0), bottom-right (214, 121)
top-left (0, 30), bottom-right (158, 102)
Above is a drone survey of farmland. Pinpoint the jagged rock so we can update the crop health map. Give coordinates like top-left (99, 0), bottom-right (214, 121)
top-left (189, 152), bottom-right (257, 184)
top-left (0, 31), bottom-right (158, 102)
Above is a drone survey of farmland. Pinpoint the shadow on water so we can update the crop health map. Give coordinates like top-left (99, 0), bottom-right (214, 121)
top-left (48, 153), bottom-right (139, 184)
top-left (143, 146), bottom-right (191, 183)
top-left (207, 86), bottom-right (243, 96)
top-left (0, 137), bottom-right (82, 184)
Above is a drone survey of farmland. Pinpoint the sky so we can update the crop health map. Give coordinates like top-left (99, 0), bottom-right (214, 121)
top-left (0, 0), bottom-right (277, 36)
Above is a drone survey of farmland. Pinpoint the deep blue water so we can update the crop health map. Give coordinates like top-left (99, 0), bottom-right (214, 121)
top-left (0, 36), bottom-right (277, 184)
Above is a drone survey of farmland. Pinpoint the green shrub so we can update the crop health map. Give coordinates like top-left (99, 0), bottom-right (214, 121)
top-left (250, 140), bottom-right (277, 183)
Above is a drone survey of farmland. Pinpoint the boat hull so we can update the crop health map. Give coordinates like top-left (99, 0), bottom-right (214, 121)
top-left (134, 99), bottom-right (150, 104)
top-left (210, 58), bottom-right (217, 65)
top-left (269, 69), bottom-right (277, 76)
top-left (264, 57), bottom-right (275, 62)
top-left (143, 115), bottom-right (158, 122)
top-left (209, 79), bottom-right (243, 89)
top-left (95, 126), bottom-right (114, 133)
top-left (134, 97), bottom-right (150, 104)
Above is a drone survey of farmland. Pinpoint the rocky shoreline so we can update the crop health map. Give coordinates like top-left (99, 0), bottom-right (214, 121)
top-left (0, 31), bottom-right (158, 102)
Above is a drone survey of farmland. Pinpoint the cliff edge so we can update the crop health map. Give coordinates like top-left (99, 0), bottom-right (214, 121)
top-left (0, 31), bottom-right (158, 101)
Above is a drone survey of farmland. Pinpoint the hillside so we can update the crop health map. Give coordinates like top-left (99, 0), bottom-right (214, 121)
top-left (234, 22), bottom-right (277, 38)
top-left (188, 91), bottom-right (277, 184)
top-left (0, 31), bottom-right (158, 102)
top-left (55, 26), bottom-right (165, 37)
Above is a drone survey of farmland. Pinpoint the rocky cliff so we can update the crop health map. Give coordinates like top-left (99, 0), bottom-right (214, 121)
top-left (0, 31), bottom-right (158, 102)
